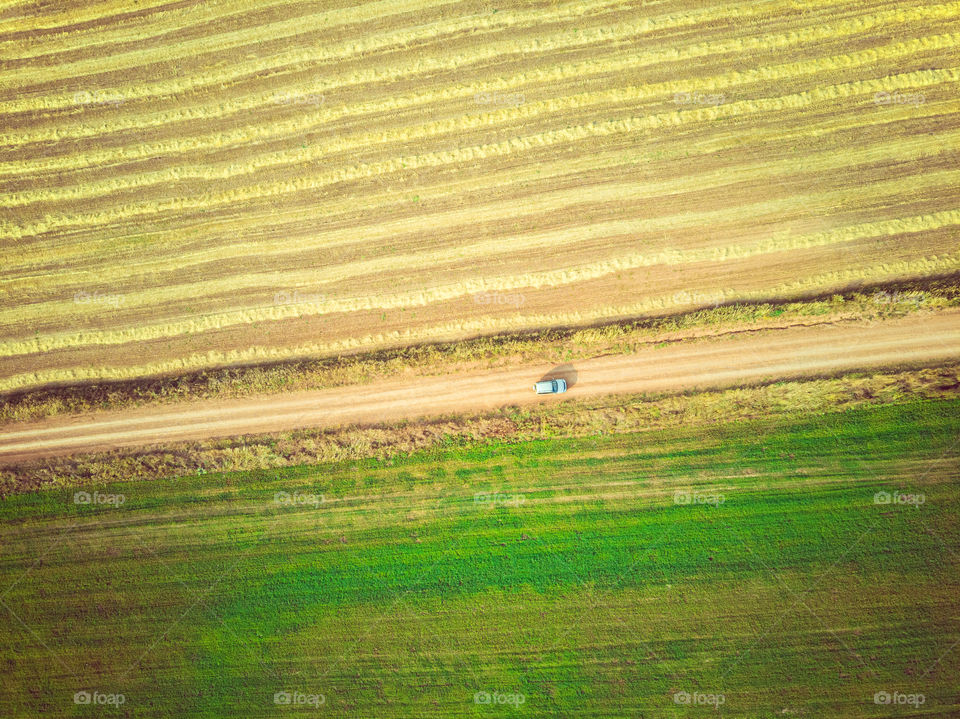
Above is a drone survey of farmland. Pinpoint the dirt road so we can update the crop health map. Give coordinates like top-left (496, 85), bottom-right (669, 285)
top-left (1, 310), bottom-right (958, 464)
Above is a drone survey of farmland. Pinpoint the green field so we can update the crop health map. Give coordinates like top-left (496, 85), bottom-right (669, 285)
top-left (1, 399), bottom-right (958, 717)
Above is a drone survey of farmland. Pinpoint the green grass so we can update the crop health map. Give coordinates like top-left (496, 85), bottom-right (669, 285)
top-left (1, 399), bottom-right (958, 717)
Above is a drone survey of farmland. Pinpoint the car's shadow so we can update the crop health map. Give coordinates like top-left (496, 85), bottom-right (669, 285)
top-left (538, 363), bottom-right (578, 389)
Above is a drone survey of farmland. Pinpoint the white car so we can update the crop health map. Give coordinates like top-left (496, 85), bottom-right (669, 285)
top-left (533, 379), bottom-right (567, 394)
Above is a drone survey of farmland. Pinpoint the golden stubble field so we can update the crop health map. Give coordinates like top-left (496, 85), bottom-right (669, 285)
top-left (1, 0), bottom-right (958, 394)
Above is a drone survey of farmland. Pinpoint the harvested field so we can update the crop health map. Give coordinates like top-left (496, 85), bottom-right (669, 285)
top-left (1, 0), bottom-right (959, 393)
